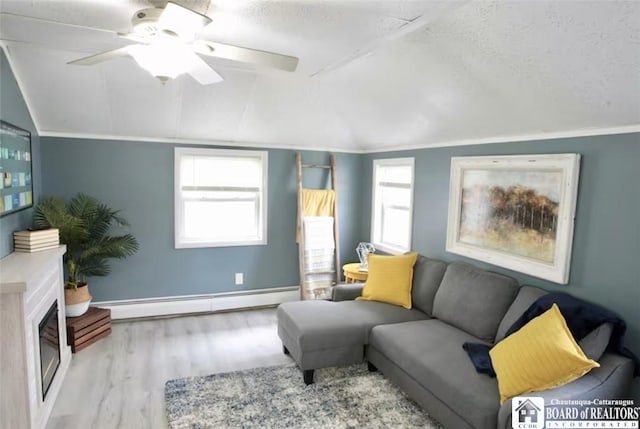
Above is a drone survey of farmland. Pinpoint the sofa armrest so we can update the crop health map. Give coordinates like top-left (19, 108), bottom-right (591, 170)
top-left (332, 284), bottom-right (364, 301)
top-left (497, 352), bottom-right (635, 429)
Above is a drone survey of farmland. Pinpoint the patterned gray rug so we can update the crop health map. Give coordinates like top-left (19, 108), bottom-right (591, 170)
top-left (165, 364), bottom-right (441, 429)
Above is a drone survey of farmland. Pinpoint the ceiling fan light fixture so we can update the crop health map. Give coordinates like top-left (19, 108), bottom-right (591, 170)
top-left (128, 44), bottom-right (192, 81)
top-left (131, 7), bottom-right (162, 38)
top-left (157, 2), bottom-right (212, 43)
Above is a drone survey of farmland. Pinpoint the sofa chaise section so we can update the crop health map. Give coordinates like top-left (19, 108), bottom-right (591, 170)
top-left (277, 255), bottom-right (447, 384)
top-left (277, 300), bottom-right (429, 383)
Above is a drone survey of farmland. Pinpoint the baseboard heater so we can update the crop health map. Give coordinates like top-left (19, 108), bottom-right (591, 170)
top-left (92, 286), bottom-right (300, 320)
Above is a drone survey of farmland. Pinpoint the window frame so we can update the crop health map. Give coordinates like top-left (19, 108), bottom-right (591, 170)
top-left (174, 147), bottom-right (268, 249)
top-left (370, 157), bottom-right (415, 255)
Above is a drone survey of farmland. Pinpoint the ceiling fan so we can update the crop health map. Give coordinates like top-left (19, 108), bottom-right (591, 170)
top-left (67, 1), bottom-right (299, 85)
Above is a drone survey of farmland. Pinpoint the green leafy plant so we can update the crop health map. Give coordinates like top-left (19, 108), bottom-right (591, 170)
top-left (34, 193), bottom-right (139, 289)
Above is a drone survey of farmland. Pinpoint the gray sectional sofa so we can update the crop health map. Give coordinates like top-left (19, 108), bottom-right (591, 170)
top-left (277, 256), bottom-right (635, 429)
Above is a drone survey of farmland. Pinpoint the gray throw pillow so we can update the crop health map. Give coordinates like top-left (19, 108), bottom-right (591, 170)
top-left (578, 323), bottom-right (613, 361)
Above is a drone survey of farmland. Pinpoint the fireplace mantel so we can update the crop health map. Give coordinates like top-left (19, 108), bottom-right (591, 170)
top-left (0, 245), bottom-right (71, 429)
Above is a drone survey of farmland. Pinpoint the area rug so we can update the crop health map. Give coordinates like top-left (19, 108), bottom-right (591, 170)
top-left (165, 364), bottom-right (441, 429)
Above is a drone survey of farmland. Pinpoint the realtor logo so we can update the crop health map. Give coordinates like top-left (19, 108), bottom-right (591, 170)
top-left (512, 397), bottom-right (545, 429)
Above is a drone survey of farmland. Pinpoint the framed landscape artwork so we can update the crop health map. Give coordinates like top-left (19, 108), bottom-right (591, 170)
top-left (446, 154), bottom-right (581, 284)
top-left (0, 120), bottom-right (33, 217)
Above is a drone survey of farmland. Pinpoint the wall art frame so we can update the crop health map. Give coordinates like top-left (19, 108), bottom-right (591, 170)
top-left (446, 153), bottom-right (581, 284)
top-left (0, 120), bottom-right (33, 217)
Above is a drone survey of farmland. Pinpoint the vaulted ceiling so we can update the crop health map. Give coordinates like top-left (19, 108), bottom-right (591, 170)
top-left (1, 0), bottom-right (638, 152)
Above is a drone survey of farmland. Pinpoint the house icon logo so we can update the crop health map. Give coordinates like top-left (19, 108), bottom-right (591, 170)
top-left (512, 396), bottom-right (545, 429)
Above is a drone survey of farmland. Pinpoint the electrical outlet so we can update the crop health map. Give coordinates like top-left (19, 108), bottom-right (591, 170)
top-left (235, 273), bottom-right (243, 285)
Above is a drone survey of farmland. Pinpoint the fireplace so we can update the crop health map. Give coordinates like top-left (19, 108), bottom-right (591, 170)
top-left (38, 301), bottom-right (61, 401)
top-left (1, 246), bottom-right (70, 428)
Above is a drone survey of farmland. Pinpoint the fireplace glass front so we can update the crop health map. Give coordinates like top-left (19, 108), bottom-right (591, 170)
top-left (39, 301), bottom-right (60, 400)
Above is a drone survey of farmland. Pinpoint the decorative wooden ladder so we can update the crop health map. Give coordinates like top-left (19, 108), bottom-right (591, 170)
top-left (295, 152), bottom-right (341, 300)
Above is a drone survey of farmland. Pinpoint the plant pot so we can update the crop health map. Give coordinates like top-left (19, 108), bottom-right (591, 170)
top-left (64, 284), bottom-right (92, 317)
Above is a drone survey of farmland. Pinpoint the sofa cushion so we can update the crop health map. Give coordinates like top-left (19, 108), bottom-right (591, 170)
top-left (369, 319), bottom-right (501, 429)
top-left (495, 285), bottom-right (548, 342)
top-left (490, 304), bottom-right (599, 404)
top-left (277, 300), bottom-right (429, 352)
top-left (348, 300), bottom-right (431, 342)
top-left (432, 262), bottom-right (519, 342)
top-left (579, 323), bottom-right (613, 361)
top-left (277, 300), bottom-right (364, 352)
top-left (411, 256), bottom-right (448, 316)
top-left (357, 253), bottom-right (418, 308)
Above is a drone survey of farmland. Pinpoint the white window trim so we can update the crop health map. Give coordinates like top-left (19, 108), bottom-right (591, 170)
top-left (174, 147), bottom-right (268, 249)
top-left (370, 157), bottom-right (415, 255)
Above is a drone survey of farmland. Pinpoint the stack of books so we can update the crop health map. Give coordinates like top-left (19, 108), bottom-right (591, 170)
top-left (14, 228), bottom-right (60, 253)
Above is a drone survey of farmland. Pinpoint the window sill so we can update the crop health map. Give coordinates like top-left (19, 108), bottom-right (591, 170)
top-left (175, 239), bottom-right (267, 249)
top-left (372, 242), bottom-right (410, 256)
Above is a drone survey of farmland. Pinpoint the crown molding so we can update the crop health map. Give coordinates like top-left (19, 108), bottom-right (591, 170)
top-left (363, 125), bottom-right (640, 154)
top-left (39, 131), bottom-right (365, 154)
top-left (40, 125), bottom-right (639, 155)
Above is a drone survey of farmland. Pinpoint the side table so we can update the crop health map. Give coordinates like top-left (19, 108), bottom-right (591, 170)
top-left (342, 263), bottom-right (368, 283)
top-left (66, 307), bottom-right (112, 353)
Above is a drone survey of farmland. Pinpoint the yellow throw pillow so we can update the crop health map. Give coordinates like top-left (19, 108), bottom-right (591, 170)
top-left (356, 253), bottom-right (418, 309)
top-left (490, 304), bottom-right (599, 404)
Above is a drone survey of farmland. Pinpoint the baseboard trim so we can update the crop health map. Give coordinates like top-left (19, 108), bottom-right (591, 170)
top-left (92, 286), bottom-right (300, 320)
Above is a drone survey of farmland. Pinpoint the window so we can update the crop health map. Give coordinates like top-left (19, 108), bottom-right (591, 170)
top-left (175, 148), bottom-right (267, 248)
top-left (371, 158), bottom-right (414, 254)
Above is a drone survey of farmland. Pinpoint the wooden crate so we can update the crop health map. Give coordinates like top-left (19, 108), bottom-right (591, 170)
top-left (66, 307), bottom-right (111, 353)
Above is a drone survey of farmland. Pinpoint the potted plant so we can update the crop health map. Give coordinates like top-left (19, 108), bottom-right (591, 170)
top-left (34, 193), bottom-right (139, 317)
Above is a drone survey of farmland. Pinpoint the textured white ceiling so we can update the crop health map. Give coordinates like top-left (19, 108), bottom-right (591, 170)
top-left (0, 0), bottom-right (638, 152)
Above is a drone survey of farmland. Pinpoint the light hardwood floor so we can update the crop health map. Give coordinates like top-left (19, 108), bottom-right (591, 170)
top-left (46, 307), bottom-right (291, 429)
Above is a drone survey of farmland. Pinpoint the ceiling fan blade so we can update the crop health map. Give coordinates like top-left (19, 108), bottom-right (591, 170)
top-left (68, 46), bottom-right (133, 65)
top-left (118, 32), bottom-right (150, 44)
top-left (193, 40), bottom-right (298, 72)
top-left (184, 51), bottom-right (224, 85)
top-left (158, 2), bottom-right (211, 42)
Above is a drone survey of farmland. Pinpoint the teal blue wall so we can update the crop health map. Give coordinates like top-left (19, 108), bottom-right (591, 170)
top-left (41, 137), bottom-right (362, 301)
top-left (361, 133), bottom-right (640, 363)
top-left (0, 50), bottom-right (41, 257)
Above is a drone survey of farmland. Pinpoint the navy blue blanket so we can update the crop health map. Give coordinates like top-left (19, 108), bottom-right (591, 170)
top-left (463, 292), bottom-right (639, 377)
